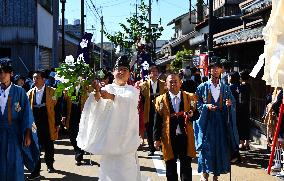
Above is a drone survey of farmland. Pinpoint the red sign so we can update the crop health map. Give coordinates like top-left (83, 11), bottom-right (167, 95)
top-left (199, 54), bottom-right (209, 76)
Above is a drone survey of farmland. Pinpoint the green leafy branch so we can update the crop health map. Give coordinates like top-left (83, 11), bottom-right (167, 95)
top-left (54, 56), bottom-right (105, 101)
top-left (104, 0), bottom-right (163, 54)
top-left (170, 49), bottom-right (193, 71)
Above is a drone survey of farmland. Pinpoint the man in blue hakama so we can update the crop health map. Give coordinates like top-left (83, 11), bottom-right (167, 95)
top-left (0, 58), bottom-right (39, 181)
top-left (194, 59), bottom-right (239, 181)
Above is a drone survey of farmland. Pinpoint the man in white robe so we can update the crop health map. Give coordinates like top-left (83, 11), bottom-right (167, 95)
top-left (77, 55), bottom-right (142, 181)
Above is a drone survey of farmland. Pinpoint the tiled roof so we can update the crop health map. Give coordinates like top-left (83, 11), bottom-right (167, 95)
top-left (214, 26), bottom-right (264, 46)
top-left (167, 12), bottom-right (189, 26)
top-left (155, 55), bottom-right (176, 65)
top-left (240, 0), bottom-right (272, 15)
top-left (169, 31), bottom-right (196, 47)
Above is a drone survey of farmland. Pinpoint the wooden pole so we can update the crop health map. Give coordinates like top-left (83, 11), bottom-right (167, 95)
top-left (81, 0), bottom-right (85, 37)
top-left (100, 16), bottom-right (104, 68)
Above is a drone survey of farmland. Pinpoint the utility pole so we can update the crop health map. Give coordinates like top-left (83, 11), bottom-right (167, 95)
top-left (136, 2), bottom-right (138, 17)
top-left (148, 0), bottom-right (151, 29)
top-left (110, 43), bottom-right (113, 68)
top-left (60, 0), bottom-right (66, 61)
top-left (148, 0), bottom-right (154, 60)
top-left (86, 25), bottom-right (96, 70)
top-left (196, 0), bottom-right (204, 23)
top-left (52, 0), bottom-right (59, 66)
top-left (100, 16), bottom-right (104, 68)
top-left (208, 0), bottom-right (214, 61)
top-left (81, 0), bottom-right (85, 37)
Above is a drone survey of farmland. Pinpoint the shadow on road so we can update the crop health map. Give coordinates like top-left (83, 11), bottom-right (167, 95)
top-left (138, 155), bottom-right (155, 160)
top-left (236, 148), bottom-right (269, 169)
top-left (25, 170), bottom-right (98, 181)
top-left (54, 140), bottom-right (72, 147)
top-left (140, 165), bottom-right (158, 172)
top-left (54, 148), bottom-right (75, 155)
top-left (81, 159), bottom-right (100, 167)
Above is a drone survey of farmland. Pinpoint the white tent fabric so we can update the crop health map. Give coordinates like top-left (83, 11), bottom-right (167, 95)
top-left (250, 0), bottom-right (284, 88)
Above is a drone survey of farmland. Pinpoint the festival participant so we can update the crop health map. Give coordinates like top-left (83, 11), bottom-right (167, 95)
top-left (154, 73), bottom-right (197, 181)
top-left (61, 70), bottom-right (110, 166)
top-left (27, 70), bottom-right (60, 179)
top-left (77, 55), bottom-right (142, 181)
top-left (194, 59), bottom-right (239, 181)
top-left (140, 65), bottom-right (167, 156)
top-left (0, 58), bottom-right (39, 180)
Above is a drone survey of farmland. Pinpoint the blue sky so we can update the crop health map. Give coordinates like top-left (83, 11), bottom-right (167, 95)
top-left (61, 0), bottom-right (194, 43)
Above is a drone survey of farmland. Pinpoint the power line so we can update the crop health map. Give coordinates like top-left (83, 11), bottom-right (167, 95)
top-left (89, 0), bottom-right (102, 18)
top-left (99, 0), bottom-right (117, 5)
top-left (85, 6), bottom-right (97, 28)
top-left (86, 0), bottom-right (100, 21)
top-left (107, 14), bottom-right (130, 18)
top-left (100, 0), bottom-right (129, 8)
top-left (99, 0), bottom-right (127, 6)
top-left (103, 23), bottom-right (109, 33)
top-left (85, 0), bottom-right (100, 40)
top-left (85, 6), bottom-right (98, 39)
top-left (162, 0), bottom-right (188, 10)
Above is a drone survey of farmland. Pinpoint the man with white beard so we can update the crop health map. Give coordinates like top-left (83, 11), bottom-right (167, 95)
top-left (77, 55), bottom-right (142, 181)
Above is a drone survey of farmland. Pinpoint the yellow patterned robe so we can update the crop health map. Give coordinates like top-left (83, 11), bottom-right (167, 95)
top-left (154, 91), bottom-right (197, 161)
top-left (27, 86), bottom-right (58, 141)
top-left (140, 79), bottom-right (167, 124)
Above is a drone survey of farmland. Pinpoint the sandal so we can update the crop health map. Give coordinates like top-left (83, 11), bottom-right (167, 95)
top-left (200, 173), bottom-right (209, 181)
top-left (245, 145), bottom-right (250, 151)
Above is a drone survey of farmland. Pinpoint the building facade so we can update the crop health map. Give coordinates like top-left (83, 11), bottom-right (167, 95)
top-left (0, 0), bottom-right (59, 75)
top-left (156, 12), bottom-right (197, 66)
top-left (213, 0), bottom-right (272, 138)
top-left (60, 24), bottom-right (81, 39)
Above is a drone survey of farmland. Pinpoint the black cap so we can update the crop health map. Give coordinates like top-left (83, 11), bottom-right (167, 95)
top-left (114, 55), bottom-right (130, 69)
top-left (149, 62), bottom-right (159, 72)
top-left (220, 58), bottom-right (228, 64)
top-left (220, 58), bottom-right (231, 68)
top-left (208, 56), bottom-right (222, 68)
top-left (14, 74), bottom-right (25, 82)
top-left (0, 57), bottom-right (13, 73)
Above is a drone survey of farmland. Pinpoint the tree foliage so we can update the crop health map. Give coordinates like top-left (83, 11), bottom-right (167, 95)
top-left (54, 56), bottom-right (105, 101)
top-left (104, 0), bottom-right (163, 53)
top-left (170, 49), bottom-right (193, 71)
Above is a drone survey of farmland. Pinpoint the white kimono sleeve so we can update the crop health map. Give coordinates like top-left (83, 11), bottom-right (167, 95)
top-left (76, 93), bottom-right (114, 153)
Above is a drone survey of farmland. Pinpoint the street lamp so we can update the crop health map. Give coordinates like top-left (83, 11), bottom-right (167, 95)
top-left (60, 0), bottom-right (66, 61)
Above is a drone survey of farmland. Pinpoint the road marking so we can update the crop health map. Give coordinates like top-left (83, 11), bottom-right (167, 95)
top-left (177, 160), bottom-right (201, 176)
top-left (192, 169), bottom-right (201, 176)
top-left (151, 151), bottom-right (201, 177)
top-left (151, 152), bottom-right (166, 176)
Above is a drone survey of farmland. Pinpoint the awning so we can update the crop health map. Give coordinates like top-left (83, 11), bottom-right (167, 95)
top-left (155, 55), bottom-right (176, 66)
top-left (214, 26), bottom-right (264, 47)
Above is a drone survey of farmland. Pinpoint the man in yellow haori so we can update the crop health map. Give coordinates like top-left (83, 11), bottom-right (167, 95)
top-left (140, 65), bottom-right (167, 156)
top-left (154, 73), bottom-right (197, 181)
top-left (27, 70), bottom-right (59, 179)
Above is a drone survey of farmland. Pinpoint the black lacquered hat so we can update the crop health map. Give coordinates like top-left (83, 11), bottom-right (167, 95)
top-left (0, 57), bottom-right (13, 73)
top-left (208, 56), bottom-right (222, 68)
top-left (114, 55), bottom-right (130, 69)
